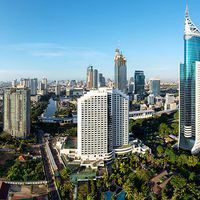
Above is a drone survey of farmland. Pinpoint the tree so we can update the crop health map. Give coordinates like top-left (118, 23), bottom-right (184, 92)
top-left (123, 182), bottom-right (134, 200)
top-left (60, 168), bottom-right (70, 180)
top-left (187, 156), bottom-right (198, 167)
top-left (159, 123), bottom-right (171, 137)
top-left (173, 112), bottom-right (179, 120)
top-left (157, 145), bottom-right (164, 156)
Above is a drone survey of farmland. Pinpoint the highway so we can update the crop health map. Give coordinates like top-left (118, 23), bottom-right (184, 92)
top-left (38, 130), bottom-right (61, 200)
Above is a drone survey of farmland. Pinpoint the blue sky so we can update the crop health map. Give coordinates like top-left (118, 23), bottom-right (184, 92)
top-left (0, 0), bottom-right (198, 81)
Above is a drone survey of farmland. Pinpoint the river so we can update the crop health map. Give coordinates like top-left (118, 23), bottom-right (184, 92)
top-left (43, 98), bottom-right (58, 117)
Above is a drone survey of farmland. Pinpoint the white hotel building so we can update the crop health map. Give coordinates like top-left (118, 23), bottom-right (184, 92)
top-left (77, 88), bottom-right (129, 161)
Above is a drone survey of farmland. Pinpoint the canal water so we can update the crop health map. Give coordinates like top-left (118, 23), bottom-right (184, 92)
top-left (43, 98), bottom-right (58, 117)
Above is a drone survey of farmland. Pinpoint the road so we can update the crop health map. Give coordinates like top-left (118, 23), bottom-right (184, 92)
top-left (154, 108), bottom-right (178, 116)
top-left (38, 130), bottom-right (61, 200)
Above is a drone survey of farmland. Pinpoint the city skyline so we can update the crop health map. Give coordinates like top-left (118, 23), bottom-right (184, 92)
top-left (0, 1), bottom-right (198, 81)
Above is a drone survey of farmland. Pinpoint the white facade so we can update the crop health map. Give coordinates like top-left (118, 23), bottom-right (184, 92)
top-left (148, 94), bottom-right (155, 105)
top-left (77, 88), bottom-right (129, 161)
top-left (129, 110), bottom-right (154, 120)
top-left (165, 93), bottom-right (175, 110)
top-left (4, 88), bottom-right (30, 138)
top-left (192, 61), bottom-right (200, 153)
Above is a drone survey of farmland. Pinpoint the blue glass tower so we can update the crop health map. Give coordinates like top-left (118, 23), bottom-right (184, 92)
top-left (179, 6), bottom-right (200, 154)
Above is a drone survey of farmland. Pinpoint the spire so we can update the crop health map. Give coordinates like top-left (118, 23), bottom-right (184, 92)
top-left (184, 4), bottom-right (200, 38)
top-left (185, 3), bottom-right (189, 18)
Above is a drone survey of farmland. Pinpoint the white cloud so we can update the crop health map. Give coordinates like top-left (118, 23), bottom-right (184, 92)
top-left (3, 42), bottom-right (109, 59)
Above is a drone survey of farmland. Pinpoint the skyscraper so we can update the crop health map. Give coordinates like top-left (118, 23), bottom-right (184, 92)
top-left (149, 77), bottom-right (160, 96)
top-left (30, 78), bottom-right (38, 96)
top-left (114, 49), bottom-right (127, 93)
top-left (77, 88), bottom-right (129, 161)
top-left (134, 70), bottom-right (145, 99)
top-left (86, 66), bottom-right (99, 89)
top-left (4, 88), bottom-right (30, 138)
top-left (20, 78), bottom-right (30, 88)
top-left (99, 73), bottom-right (106, 87)
top-left (87, 66), bottom-right (93, 89)
top-left (55, 81), bottom-right (61, 96)
top-left (179, 6), bottom-right (200, 154)
top-left (93, 69), bottom-right (98, 89)
top-left (42, 77), bottom-right (48, 91)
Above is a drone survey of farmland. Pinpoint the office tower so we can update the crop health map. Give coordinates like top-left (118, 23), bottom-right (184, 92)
top-left (179, 6), bottom-right (200, 154)
top-left (93, 69), bottom-right (98, 89)
top-left (149, 78), bottom-right (160, 96)
top-left (4, 88), bottom-right (30, 138)
top-left (30, 78), bottom-right (38, 96)
top-left (87, 66), bottom-right (93, 89)
top-left (55, 81), bottom-right (61, 96)
top-left (134, 70), bottom-right (145, 99)
top-left (114, 48), bottom-right (127, 93)
top-left (99, 73), bottom-right (106, 87)
top-left (77, 88), bottom-right (129, 161)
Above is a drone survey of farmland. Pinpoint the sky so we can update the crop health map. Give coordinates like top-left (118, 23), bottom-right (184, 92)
top-left (0, 0), bottom-right (199, 81)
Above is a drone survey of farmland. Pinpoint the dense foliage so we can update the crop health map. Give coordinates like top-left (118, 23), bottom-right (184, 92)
top-left (31, 94), bottom-right (51, 121)
top-left (7, 159), bottom-right (45, 181)
top-left (83, 111), bottom-right (200, 199)
top-left (55, 168), bottom-right (73, 199)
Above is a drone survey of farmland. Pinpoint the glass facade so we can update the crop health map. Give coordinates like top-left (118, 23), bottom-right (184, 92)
top-left (179, 10), bottom-right (200, 153)
top-left (149, 79), bottom-right (160, 96)
top-left (134, 70), bottom-right (145, 99)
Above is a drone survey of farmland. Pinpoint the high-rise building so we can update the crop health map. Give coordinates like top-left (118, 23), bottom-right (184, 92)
top-left (37, 81), bottom-right (45, 95)
top-left (134, 70), bottom-right (145, 99)
top-left (42, 77), bottom-right (48, 90)
top-left (87, 66), bottom-right (93, 89)
top-left (4, 88), bottom-right (30, 138)
top-left (149, 78), bottom-right (160, 96)
top-left (55, 81), bottom-right (61, 96)
top-left (86, 66), bottom-right (99, 89)
top-left (99, 73), bottom-right (106, 87)
top-left (77, 88), bottom-right (129, 161)
top-left (93, 69), bottom-right (98, 89)
top-left (20, 78), bottom-right (30, 88)
top-left (30, 78), bottom-right (38, 96)
top-left (12, 79), bottom-right (17, 88)
top-left (179, 6), bottom-right (200, 154)
top-left (114, 49), bottom-right (127, 93)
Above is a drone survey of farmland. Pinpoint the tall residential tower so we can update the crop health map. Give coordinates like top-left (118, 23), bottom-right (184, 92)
top-left (4, 88), bottom-right (31, 138)
top-left (179, 6), bottom-right (200, 154)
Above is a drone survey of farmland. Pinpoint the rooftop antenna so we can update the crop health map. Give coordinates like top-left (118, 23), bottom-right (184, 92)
top-left (185, 0), bottom-right (189, 17)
